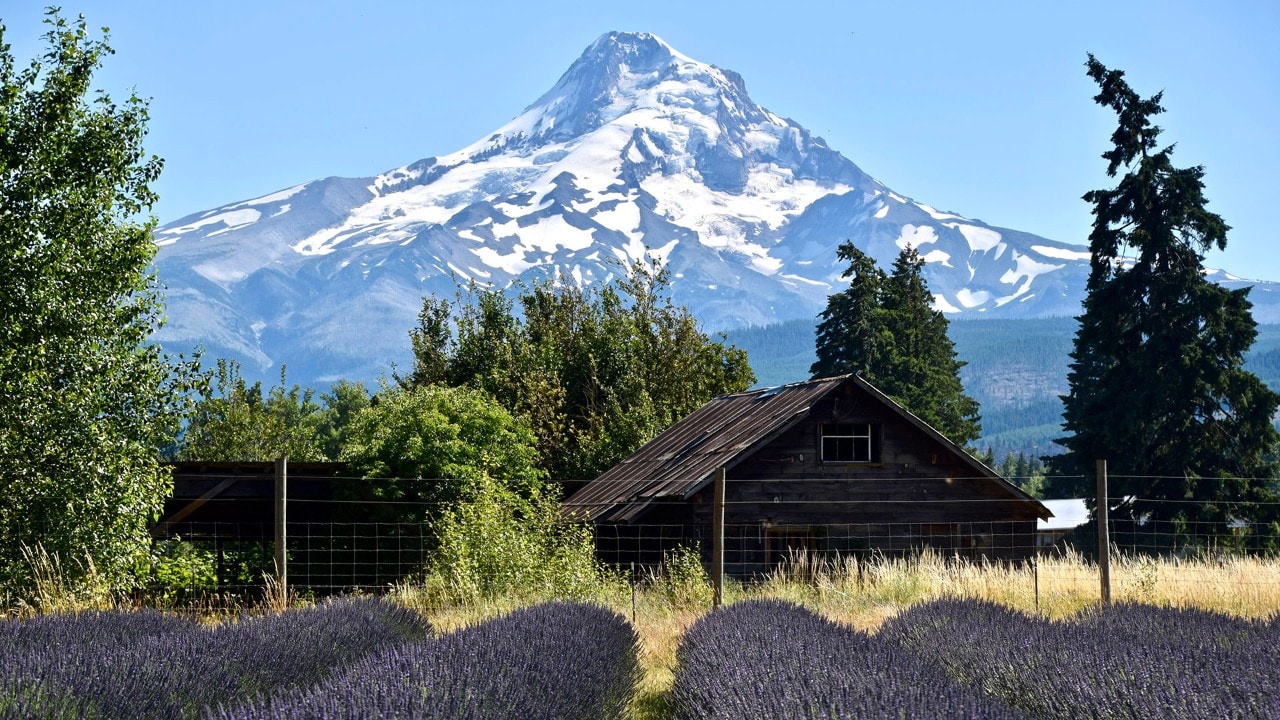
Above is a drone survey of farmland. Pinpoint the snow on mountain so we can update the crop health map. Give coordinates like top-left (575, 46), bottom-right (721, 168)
top-left (151, 31), bottom-right (1280, 385)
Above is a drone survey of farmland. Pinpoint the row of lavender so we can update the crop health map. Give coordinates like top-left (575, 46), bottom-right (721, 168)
top-left (882, 599), bottom-right (1280, 719)
top-left (0, 597), bottom-right (427, 719)
top-left (214, 602), bottom-right (638, 720)
top-left (0, 599), bottom-right (638, 720)
top-left (672, 599), bottom-right (1280, 719)
top-left (671, 599), bottom-right (1027, 719)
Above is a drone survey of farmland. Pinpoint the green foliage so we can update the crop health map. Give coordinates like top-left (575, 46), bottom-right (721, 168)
top-left (1050, 57), bottom-right (1280, 537)
top-left (990, 452), bottom-right (1047, 498)
top-left (308, 379), bottom-right (372, 460)
top-left (654, 544), bottom-right (713, 609)
top-left (174, 360), bottom-right (328, 462)
top-left (0, 12), bottom-right (202, 591)
top-left (148, 539), bottom-right (217, 602)
top-left (405, 258), bottom-right (755, 481)
top-left (812, 242), bottom-right (982, 447)
top-left (428, 475), bottom-right (619, 601)
top-left (811, 243), bottom-right (890, 379)
top-left (340, 384), bottom-right (544, 521)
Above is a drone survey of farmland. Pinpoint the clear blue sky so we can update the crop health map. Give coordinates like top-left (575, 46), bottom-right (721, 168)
top-left (6, 1), bottom-right (1278, 280)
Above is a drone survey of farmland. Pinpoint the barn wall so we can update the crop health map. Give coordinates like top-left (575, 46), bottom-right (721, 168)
top-left (591, 382), bottom-right (1043, 574)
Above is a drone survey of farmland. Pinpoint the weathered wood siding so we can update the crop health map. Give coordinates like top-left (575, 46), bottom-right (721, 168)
top-left (593, 382), bottom-right (1041, 573)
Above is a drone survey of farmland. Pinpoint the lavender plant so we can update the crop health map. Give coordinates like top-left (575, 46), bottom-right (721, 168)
top-left (0, 608), bottom-right (200, 719)
top-left (882, 598), bottom-right (1280, 719)
top-left (669, 599), bottom-right (1026, 720)
top-left (215, 601), bottom-right (639, 720)
top-left (0, 597), bottom-right (427, 719)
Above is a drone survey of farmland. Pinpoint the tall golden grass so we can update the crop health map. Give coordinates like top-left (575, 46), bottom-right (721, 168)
top-left (8, 547), bottom-right (1280, 720)
top-left (397, 548), bottom-right (1280, 720)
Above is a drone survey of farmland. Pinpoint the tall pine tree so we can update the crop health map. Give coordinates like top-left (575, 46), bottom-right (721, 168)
top-left (811, 241), bottom-right (890, 379)
top-left (880, 246), bottom-right (982, 446)
top-left (1048, 56), bottom-right (1280, 543)
top-left (813, 242), bottom-right (981, 447)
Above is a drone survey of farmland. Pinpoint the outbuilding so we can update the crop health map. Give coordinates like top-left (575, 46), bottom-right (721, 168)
top-left (563, 375), bottom-right (1051, 576)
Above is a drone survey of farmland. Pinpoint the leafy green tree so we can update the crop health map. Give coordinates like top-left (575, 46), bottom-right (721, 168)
top-left (340, 384), bottom-right (545, 519)
top-left (405, 259), bottom-right (755, 481)
top-left (174, 360), bottom-right (326, 462)
top-left (1048, 56), bottom-right (1280, 541)
top-left (0, 13), bottom-right (202, 590)
top-left (812, 243), bottom-right (981, 447)
top-left (308, 379), bottom-right (371, 460)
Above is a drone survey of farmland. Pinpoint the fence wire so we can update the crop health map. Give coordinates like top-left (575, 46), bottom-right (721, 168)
top-left (149, 473), bottom-right (1280, 605)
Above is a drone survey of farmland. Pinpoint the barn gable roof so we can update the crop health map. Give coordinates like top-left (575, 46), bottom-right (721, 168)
top-left (562, 374), bottom-right (1048, 523)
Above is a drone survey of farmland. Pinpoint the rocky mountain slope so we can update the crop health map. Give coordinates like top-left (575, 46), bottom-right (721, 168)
top-left (151, 31), bottom-right (1280, 386)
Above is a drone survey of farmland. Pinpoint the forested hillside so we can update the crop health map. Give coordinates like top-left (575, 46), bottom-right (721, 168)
top-left (723, 319), bottom-right (1280, 459)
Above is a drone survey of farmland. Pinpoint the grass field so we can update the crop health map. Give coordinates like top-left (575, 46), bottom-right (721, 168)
top-left (9, 548), bottom-right (1280, 719)
top-left (407, 550), bottom-right (1280, 720)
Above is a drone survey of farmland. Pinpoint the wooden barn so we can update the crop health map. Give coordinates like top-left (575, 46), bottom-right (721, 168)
top-left (562, 375), bottom-right (1050, 576)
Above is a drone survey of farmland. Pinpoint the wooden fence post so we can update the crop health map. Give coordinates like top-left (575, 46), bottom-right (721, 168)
top-left (274, 456), bottom-right (288, 591)
top-left (1096, 458), bottom-right (1111, 605)
top-left (712, 467), bottom-right (725, 609)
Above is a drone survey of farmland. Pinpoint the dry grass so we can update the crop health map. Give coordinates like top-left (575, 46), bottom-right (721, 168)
top-left (393, 549), bottom-right (1280, 720)
top-left (10, 547), bottom-right (1280, 720)
top-left (3, 544), bottom-right (116, 618)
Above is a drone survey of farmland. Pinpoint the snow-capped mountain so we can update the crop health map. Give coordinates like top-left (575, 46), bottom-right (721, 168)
top-left (152, 31), bottom-right (1280, 385)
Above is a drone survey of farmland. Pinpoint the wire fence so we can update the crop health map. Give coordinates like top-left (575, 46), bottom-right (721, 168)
top-left (149, 471), bottom-right (1280, 606)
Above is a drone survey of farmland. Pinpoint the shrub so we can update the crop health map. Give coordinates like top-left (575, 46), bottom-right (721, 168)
top-left (670, 599), bottom-right (1025, 719)
top-left (653, 544), bottom-right (713, 609)
top-left (428, 476), bottom-right (620, 601)
top-left (218, 601), bottom-right (640, 720)
top-left (882, 598), bottom-right (1280, 719)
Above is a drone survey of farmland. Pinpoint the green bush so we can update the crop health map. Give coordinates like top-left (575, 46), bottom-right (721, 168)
top-left (655, 544), bottom-right (713, 609)
top-left (428, 475), bottom-right (621, 602)
top-left (148, 539), bottom-right (218, 602)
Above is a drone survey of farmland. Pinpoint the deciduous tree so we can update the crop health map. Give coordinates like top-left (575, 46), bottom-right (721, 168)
top-left (405, 259), bottom-right (755, 481)
top-left (173, 360), bottom-right (328, 462)
top-left (0, 13), bottom-right (201, 590)
top-left (340, 384), bottom-right (545, 522)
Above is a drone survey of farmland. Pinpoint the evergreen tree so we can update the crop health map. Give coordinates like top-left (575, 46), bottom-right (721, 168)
top-left (879, 246), bottom-right (981, 446)
top-left (812, 243), bottom-right (981, 447)
top-left (1048, 56), bottom-right (1280, 543)
top-left (811, 242), bottom-right (889, 379)
top-left (0, 13), bottom-right (202, 590)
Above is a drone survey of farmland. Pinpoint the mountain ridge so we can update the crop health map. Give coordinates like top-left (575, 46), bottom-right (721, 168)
top-left (150, 30), bottom-right (1280, 387)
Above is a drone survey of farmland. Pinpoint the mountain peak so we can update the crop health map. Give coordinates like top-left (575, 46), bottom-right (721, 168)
top-left (583, 31), bottom-right (683, 71)
top-left (507, 31), bottom-right (738, 145)
top-left (157, 28), bottom-right (1271, 392)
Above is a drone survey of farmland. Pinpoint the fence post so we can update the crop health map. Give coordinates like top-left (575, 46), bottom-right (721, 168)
top-left (1096, 458), bottom-right (1111, 605)
top-left (1033, 555), bottom-right (1040, 615)
top-left (274, 456), bottom-right (288, 591)
top-left (712, 467), bottom-right (725, 609)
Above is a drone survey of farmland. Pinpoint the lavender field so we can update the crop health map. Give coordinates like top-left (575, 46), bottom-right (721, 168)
top-left (3, 597), bottom-right (1277, 719)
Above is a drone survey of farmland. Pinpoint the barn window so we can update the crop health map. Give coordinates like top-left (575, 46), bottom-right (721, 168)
top-left (821, 423), bottom-right (879, 463)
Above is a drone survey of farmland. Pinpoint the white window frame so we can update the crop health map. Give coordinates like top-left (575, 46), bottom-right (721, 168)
top-left (821, 422), bottom-right (875, 463)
